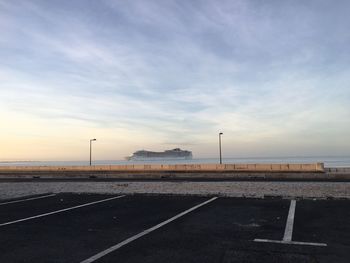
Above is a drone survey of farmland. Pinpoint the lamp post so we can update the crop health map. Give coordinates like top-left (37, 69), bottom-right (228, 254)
top-left (89, 138), bottom-right (97, 166)
top-left (219, 132), bottom-right (223, 164)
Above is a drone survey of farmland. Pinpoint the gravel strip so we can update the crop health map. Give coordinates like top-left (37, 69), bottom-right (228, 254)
top-left (0, 181), bottom-right (350, 200)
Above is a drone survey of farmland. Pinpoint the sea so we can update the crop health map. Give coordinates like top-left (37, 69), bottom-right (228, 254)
top-left (0, 156), bottom-right (350, 168)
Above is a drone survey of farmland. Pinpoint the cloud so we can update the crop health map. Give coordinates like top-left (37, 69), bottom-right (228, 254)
top-left (0, 0), bottom-right (350, 160)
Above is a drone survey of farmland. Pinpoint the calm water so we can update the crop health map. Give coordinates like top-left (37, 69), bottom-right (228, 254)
top-left (1, 156), bottom-right (350, 167)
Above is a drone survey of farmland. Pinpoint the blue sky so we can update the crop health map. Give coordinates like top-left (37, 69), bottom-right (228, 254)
top-left (0, 0), bottom-right (349, 160)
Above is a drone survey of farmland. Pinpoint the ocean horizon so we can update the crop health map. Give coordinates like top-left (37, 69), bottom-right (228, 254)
top-left (1, 156), bottom-right (350, 168)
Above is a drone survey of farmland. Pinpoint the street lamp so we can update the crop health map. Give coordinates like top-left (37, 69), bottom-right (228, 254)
top-left (89, 138), bottom-right (97, 166)
top-left (219, 132), bottom-right (223, 164)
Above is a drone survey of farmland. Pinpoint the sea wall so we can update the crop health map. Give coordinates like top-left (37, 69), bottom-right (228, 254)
top-left (0, 163), bottom-right (324, 173)
top-left (1, 163), bottom-right (349, 180)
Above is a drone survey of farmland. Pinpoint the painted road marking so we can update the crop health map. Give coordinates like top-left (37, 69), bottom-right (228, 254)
top-left (80, 197), bottom-right (219, 263)
top-left (254, 199), bottom-right (327, 247)
top-left (0, 194), bottom-right (56, 206)
top-left (0, 195), bottom-right (126, 227)
top-left (254, 239), bottom-right (327, 246)
top-left (283, 199), bottom-right (296, 242)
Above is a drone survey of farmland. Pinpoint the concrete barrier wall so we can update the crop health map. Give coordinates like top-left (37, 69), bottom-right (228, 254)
top-left (325, 167), bottom-right (350, 174)
top-left (0, 163), bottom-right (324, 172)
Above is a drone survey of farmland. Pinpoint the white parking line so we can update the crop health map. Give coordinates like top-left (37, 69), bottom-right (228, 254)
top-left (0, 195), bottom-right (126, 227)
top-left (254, 239), bottom-right (327, 246)
top-left (80, 197), bottom-right (218, 263)
top-left (0, 194), bottom-right (56, 206)
top-left (283, 199), bottom-right (296, 242)
top-left (254, 199), bottom-right (327, 247)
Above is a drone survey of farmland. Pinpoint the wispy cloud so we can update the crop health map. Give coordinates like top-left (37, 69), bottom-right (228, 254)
top-left (0, 0), bottom-right (349, 160)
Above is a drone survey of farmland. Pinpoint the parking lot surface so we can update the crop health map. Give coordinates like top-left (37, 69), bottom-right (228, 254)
top-left (0, 193), bottom-right (349, 262)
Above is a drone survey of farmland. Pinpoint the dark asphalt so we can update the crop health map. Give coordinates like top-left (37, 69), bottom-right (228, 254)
top-left (0, 194), bottom-right (349, 263)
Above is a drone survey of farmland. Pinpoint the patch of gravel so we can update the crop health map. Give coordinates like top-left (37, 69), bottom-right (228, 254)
top-left (0, 181), bottom-right (350, 200)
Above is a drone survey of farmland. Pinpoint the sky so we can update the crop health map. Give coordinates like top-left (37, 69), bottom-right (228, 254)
top-left (0, 0), bottom-right (350, 161)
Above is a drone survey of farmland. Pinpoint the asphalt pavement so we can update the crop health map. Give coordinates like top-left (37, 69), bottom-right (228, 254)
top-left (0, 193), bottom-right (348, 263)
